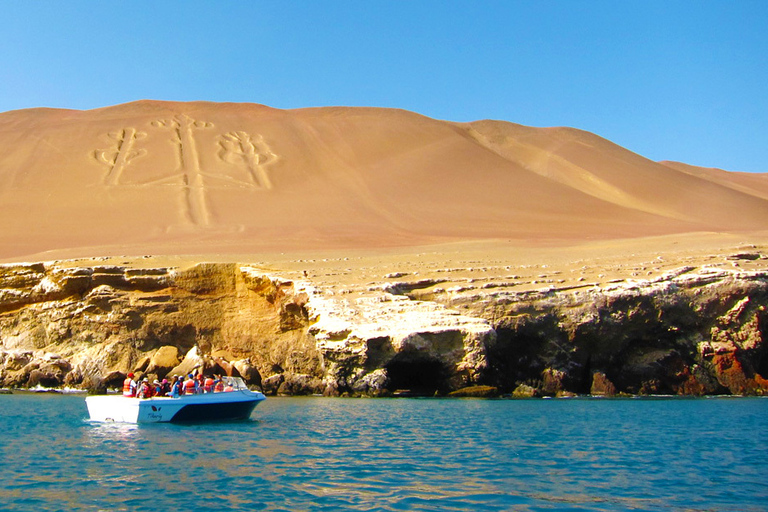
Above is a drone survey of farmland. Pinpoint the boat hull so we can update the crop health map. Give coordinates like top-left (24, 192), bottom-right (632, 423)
top-left (86, 390), bottom-right (266, 423)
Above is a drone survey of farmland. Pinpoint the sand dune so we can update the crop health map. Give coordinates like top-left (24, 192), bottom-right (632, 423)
top-left (0, 100), bottom-right (766, 261)
top-left (660, 160), bottom-right (768, 201)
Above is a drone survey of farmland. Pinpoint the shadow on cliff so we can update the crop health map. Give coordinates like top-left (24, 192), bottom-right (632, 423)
top-left (384, 353), bottom-right (451, 396)
top-left (480, 275), bottom-right (768, 397)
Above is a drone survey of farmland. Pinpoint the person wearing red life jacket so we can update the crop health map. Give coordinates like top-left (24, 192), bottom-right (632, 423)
top-left (214, 375), bottom-right (224, 393)
top-left (184, 374), bottom-right (197, 395)
top-left (138, 379), bottom-right (151, 398)
top-left (223, 377), bottom-right (234, 393)
top-left (123, 372), bottom-right (137, 397)
top-left (204, 376), bottom-right (215, 393)
top-left (145, 381), bottom-right (155, 398)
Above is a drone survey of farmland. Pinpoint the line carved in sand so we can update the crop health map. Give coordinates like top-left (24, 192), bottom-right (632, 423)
top-left (151, 114), bottom-right (214, 226)
top-left (218, 131), bottom-right (277, 190)
top-left (93, 128), bottom-right (147, 186)
top-left (91, 115), bottom-right (279, 229)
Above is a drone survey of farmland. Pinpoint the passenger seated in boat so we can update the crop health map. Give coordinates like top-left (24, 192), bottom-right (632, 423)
top-left (123, 372), bottom-right (137, 397)
top-left (138, 379), bottom-right (154, 399)
top-left (160, 378), bottom-right (171, 396)
top-left (169, 376), bottom-right (181, 397)
top-left (153, 380), bottom-right (162, 396)
top-left (184, 374), bottom-right (197, 395)
top-left (214, 375), bottom-right (224, 393)
top-left (171, 376), bottom-right (182, 397)
top-left (204, 375), bottom-right (215, 393)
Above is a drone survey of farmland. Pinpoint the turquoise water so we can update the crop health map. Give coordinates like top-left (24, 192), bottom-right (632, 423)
top-left (0, 395), bottom-right (766, 511)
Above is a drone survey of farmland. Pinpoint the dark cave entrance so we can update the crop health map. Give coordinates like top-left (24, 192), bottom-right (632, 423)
top-left (385, 354), bottom-right (448, 396)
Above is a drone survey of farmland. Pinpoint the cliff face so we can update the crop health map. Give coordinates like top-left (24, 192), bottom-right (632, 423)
top-left (0, 262), bottom-right (318, 392)
top-left (449, 266), bottom-right (768, 396)
top-left (1, 259), bottom-right (767, 396)
top-left (301, 260), bottom-right (768, 397)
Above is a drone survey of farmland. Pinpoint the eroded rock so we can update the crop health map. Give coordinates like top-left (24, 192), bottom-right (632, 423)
top-left (232, 358), bottom-right (262, 387)
top-left (590, 372), bottom-right (617, 396)
top-left (512, 384), bottom-right (538, 397)
top-left (277, 373), bottom-right (323, 396)
top-left (146, 345), bottom-right (181, 377)
top-left (262, 374), bottom-right (284, 396)
top-left (448, 385), bottom-right (499, 397)
top-left (1, 261), bottom-right (767, 396)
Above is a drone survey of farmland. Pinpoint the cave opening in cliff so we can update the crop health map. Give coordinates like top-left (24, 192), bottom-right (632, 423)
top-left (385, 354), bottom-right (448, 396)
top-left (489, 326), bottom-right (552, 392)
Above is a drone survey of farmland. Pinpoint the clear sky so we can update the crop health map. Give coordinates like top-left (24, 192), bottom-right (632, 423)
top-left (1, 1), bottom-right (766, 172)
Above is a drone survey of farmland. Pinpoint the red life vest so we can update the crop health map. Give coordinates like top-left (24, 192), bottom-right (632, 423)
top-left (123, 378), bottom-right (135, 397)
top-left (204, 378), bottom-right (215, 393)
top-left (214, 380), bottom-right (224, 393)
top-left (138, 382), bottom-right (153, 399)
top-left (184, 379), bottom-right (197, 395)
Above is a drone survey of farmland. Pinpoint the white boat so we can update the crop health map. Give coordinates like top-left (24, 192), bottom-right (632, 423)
top-left (86, 376), bottom-right (266, 423)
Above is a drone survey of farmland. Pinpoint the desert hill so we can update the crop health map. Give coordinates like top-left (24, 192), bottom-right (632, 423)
top-left (0, 100), bottom-right (766, 261)
top-left (2, 100), bottom-right (768, 397)
top-left (659, 160), bottom-right (768, 201)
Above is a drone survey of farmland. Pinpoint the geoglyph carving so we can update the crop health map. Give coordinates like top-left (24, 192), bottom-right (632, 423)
top-left (93, 128), bottom-right (147, 186)
top-left (218, 131), bottom-right (277, 189)
top-left (151, 114), bottom-right (214, 226)
top-left (92, 114), bottom-right (277, 227)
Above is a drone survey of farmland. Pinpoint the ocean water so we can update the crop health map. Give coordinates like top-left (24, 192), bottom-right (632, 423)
top-left (0, 395), bottom-right (766, 512)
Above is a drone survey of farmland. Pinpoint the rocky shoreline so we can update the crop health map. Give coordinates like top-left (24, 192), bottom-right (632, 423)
top-left (1, 254), bottom-right (767, 397)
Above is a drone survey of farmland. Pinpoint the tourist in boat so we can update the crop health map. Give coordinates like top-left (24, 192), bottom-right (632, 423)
top-left (138, 379), bottom-right (153, 399)
top-left (160, 378), bottom-right (170, 396)
top-left (123, 372), bottom-right (137, 397)
top-left (170, 376), bottom-right (182, 397)
top-left (184, 374), bottom-right (197, 395)
top-left (203, 375), bottom-right (215, 393)
top-left (153, 380), bottom-right (163, 396)
top-left (214, 374), bottom-right (224, 393)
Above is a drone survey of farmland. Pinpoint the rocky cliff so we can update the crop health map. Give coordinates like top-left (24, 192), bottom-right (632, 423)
top-left (1, 257), bottom-right (767, 396)
top-left (0, 262), bottom-right (317, 393)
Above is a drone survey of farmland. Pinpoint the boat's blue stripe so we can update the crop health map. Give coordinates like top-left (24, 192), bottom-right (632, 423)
top-left (169, 399), bottom-right (259, 422)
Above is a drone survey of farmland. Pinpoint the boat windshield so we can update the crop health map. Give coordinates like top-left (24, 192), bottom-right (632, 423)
top-left (222, 376), bottom-right (248, 390)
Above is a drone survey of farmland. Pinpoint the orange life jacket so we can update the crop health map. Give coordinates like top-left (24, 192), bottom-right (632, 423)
top-left (204, 378), bottom-right (215, 393)
top-left (214, 380), bottom-right (224, 393)
top-left (123, 378), bottom-right (135, 397)
top-left (184, 379), bottom-right (197, 395)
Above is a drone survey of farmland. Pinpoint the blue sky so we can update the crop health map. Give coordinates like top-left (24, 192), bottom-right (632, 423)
top-left (1, 1), bottom-right (766, 172)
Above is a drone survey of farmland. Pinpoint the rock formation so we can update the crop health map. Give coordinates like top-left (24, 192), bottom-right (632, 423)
top-left (0, 262), bottom-right (317, 392)
top-left (2, 256), bottom-right (767, 396)
top-left (444, 264), bottom-right (768, 396)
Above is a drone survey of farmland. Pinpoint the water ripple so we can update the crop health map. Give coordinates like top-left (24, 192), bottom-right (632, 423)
top-left (0, 395), bottom-right (766, 511)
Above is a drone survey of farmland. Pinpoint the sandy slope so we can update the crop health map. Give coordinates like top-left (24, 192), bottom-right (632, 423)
top-left (0, 100), bottom-right (766, 263)
top-left (660, 160), bottom-right (768, 201)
